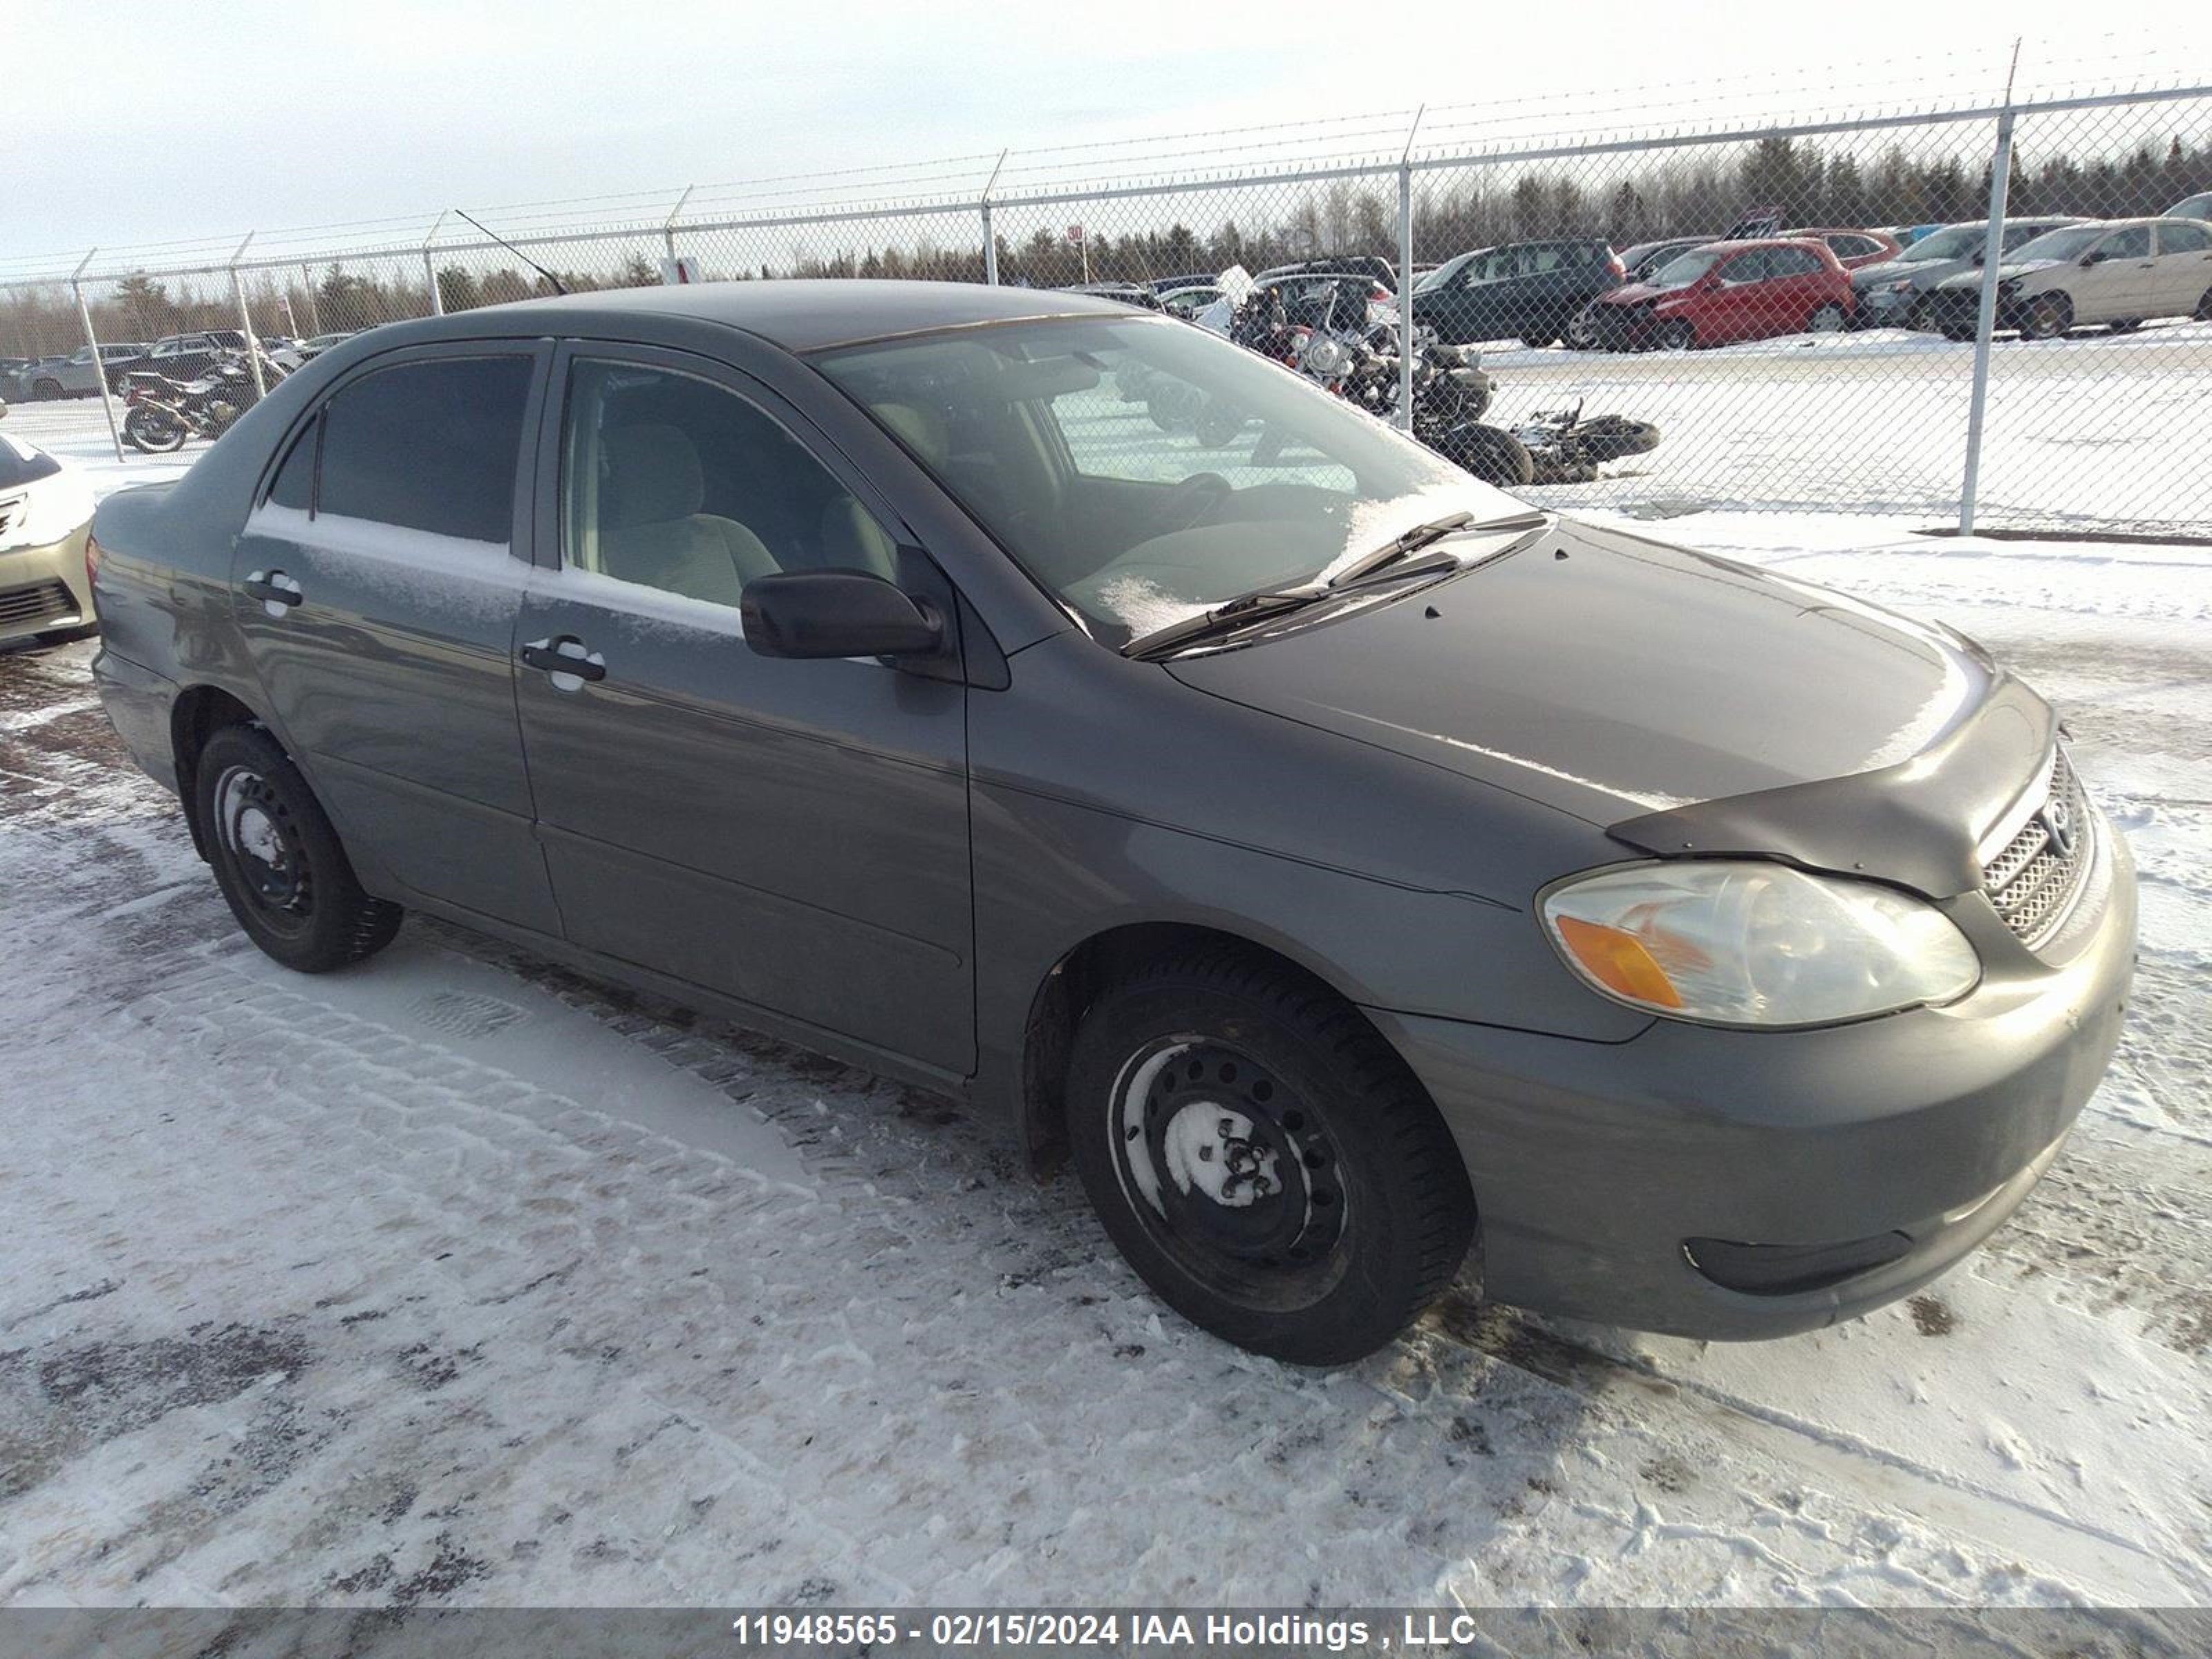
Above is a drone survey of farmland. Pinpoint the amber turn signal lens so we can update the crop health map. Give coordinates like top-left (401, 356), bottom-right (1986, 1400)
top-left (1552, 915), bottom-right (1684, 1009)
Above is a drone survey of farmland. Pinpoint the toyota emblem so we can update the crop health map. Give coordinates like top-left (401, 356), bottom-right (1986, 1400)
top-left (2042, 796), bottom-right (2078, 859)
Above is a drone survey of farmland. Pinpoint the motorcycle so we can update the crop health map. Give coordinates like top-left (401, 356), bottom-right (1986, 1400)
top-left (122, 350), bottom-right (286, 453)
top-left (1510, 400), bottom-right (1663, 485)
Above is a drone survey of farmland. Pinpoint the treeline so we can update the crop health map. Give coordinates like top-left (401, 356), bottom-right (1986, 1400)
top-left (6, 129), bottom-right (2207, 359)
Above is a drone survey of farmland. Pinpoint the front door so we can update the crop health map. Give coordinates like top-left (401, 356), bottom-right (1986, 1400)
top-left (232, 343), bottom-right (561, 933)
top-left (2078, 224), bottom-right (2155, 322)
top-left (512, 348), bottom-right (976, 1074)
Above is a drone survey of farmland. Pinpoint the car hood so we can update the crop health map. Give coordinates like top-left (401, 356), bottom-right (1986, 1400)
top-left (1939, 258), bottom-right (2061, 289)
top-left (1855, 259), bottom-right (1961, 290)
top-left (1597, 282), bottom-right (1675, 306)
top-left (1168, 519), bottom-right (2052, 897)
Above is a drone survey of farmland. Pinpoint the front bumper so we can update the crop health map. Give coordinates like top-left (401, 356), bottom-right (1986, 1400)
top-left (1585, 305), bottom-right (1660, 351)
top-left (0, 522), bottom-right (93, 644)
top-left (1367, 820), bottom-right (2136, 1340)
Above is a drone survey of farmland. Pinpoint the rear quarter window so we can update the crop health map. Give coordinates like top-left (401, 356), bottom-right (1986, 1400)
top-left (315, 355), bottom-right (532, 545)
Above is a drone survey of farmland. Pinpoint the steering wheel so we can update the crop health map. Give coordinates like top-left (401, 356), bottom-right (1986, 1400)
top-left (1163, 471), bottom-right (1231, 532)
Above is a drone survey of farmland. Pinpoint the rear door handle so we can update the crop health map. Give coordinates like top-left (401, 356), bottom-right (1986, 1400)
top-left (243, 570), bottom-right (303, 612)
top-left (519, 636), bottom-right (607, 684)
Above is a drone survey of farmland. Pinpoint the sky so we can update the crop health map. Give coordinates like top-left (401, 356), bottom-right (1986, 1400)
top-left (6, 1), bottom-right (2204, 274)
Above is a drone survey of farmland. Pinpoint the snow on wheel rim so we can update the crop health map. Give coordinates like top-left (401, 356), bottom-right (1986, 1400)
top-left (1109, 1035), bottom-right (1347, 1284)
top-left (213, 763), bottom-right (314, 927)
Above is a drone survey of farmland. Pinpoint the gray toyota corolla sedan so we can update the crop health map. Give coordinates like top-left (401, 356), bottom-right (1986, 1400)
top-left (87, 281), bottom-right (2135, 1365)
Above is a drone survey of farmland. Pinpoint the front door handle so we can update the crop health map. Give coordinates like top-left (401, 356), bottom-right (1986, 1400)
top-left (519, 636), bottom-right (607, 684)
top-left (243, 570), bottom-right (303, 612)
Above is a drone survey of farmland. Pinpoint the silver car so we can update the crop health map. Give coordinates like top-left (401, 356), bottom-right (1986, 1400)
top-left (1932, 217), bottom-right (2212, 338)
top-left (11, 343), bottom-right (149, 400)
top-left (1851, 218), bottom-right (2081, 333)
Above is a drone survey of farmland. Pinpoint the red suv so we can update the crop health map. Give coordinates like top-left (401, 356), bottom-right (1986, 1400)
top-left (1586, 238), bottom-right (1855, 350)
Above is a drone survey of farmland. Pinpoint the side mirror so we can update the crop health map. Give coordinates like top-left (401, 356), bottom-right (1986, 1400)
top-left (741, 570), bottom-right (944, 661)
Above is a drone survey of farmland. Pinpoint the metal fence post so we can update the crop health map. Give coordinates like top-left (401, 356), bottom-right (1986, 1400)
top-left (663, 187), bottom-right (694, 268)
top-left (301, 263), bottom-right (322, 337)
top-left (71, 249), bottom-right (125, 462)
top-left (1960, 50), bottom-right (2021, 536)
top-left (981, 151), bottom-right (1007, 285)
top-left (1397, 107), bottom-right (1424, 435)
top-left (424, 211), bottom-right (448, 315)
top-left (229, 232), bottom-right (265, 399)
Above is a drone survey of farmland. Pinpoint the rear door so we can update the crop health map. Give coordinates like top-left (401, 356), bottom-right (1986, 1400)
top-left (512, 346), bottom-right (976, 1074)
top-left (2151, 221), bottom-right (2212, 316)
top-left (1707, 248), bottom-right (1772, 341)
top-left (232, 341), bottom-right (562, 932)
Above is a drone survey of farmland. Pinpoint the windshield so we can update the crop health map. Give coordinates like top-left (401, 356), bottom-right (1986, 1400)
top-left (814, 315), bottom-right (1507, 648)
top-left (1647, 250), bottom-right (1721, 289)
top-left (0, 434), bottom-right (64, 492)
top-left (1896, 223), bottom-right (1986, 262)
top-left (2010, 224), bottom-right (2105, 263)
top-left (1414, 251), bottom-right (1473, 293)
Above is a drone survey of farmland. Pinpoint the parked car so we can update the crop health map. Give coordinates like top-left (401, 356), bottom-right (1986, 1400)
top-left (0, 432), bottom-right (96, 646)
top-left (294, 330), bottom-right (357, 360)
top-left (1930, 217), bottom-right (2212, 339)
top-left (1156, 282), bottom-right (1224, 319)
top-left (1409, 238), bottom-right (1626, 346)
top-left (2165, 191), bottom-right (2212, 222)
top-left (1587, 237), bottom-right (1853, 350)
top-left (1254, 254), bottom-right (1400, 292)
top-left (6, 355), bottom-right (71, 400)
top-left (1853, 217), bottom-right (2083, 331)
top-left (1058, 282), bottom-right (1165, 311)
top-left (1144, 272), bottom-right (1223, 294)
top-left (1565, 238), bottom-right (1715, 346)
top-left (86, 281), bottom-right (2135, 1365)
top-left (103, 330), bottom-right (252, 393)
top-left (1254, 270), bottom-right (1393, 332)
top-left (15, 341), bottom-right (150, 400)
top-left (1782, 227), bottom-right (1902, 270)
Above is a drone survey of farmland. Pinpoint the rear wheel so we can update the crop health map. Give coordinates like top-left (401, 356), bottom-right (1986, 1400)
top-left (1433, 422), bottom-right (1535, 487)
top-left (1067, 950), bottom-right (1475, 1365)
top-left (2021, 292), bottom-right (2073, 340)
top-left (1573, 415), bottom-right (1662, 462)
top-left (124, 406), bottom-right (189, 453)
top-left (32, 377), bottom-right (62, 400)
top-left (1519, 323), bottom-right (1559, 349)
top-left (2196, 286), bottom-right (2212, 322)
top-left (195, 723), bottom-right (402, 973)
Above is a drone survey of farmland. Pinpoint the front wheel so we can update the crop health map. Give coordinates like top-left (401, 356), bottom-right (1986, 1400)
top-left (196, 723), bottom-right (402, 973)
top-left (1571, 415), bottom-right (1662, 463)
top-left (1067, 951), bottom-right (1475, 1365)
top-left (32, 377), bottom-right (64, 400)
top-left (1432, 421), bottom-right (1534, 488)
top-left (1807, 303), bottom-right (1847, 334)
top-left (124, 405), bottom-right (189, 453)
top-left (2021, 292), bottom-right (2073, 340)
top-left (1657, 319), bottom-right (1696, 352)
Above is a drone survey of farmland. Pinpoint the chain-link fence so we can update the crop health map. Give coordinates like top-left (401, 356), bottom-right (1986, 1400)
top-left (5, 66), bottom-right (2209, 538)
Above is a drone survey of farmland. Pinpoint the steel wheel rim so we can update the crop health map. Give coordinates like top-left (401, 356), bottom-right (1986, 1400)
top-left (1109, 1036), bottom-right (1349, 1308)
top-left (212, 764), bottom-right (315, 935)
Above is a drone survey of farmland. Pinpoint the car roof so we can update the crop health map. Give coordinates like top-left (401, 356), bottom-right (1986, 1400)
top-left (448, 278), bottom-right (1127, 353)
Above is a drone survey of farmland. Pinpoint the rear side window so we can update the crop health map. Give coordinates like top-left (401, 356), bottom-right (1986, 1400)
top-left (2159, 222), bottom-right (2211, 253)
top-left (316, 356), bottom-right (532, 545)
top-left (1720, 250), bottom-right (1771, 283)
top-left (266, 418), bottom-right (317, 510)
top-left (1770, 247), bottom-right (1826, 276)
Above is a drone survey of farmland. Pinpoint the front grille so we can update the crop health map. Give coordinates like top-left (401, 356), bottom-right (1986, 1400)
top-left (0, 580), bottom-right (77, 628)
top-left (1982, 749), bottom-right (2094, 947)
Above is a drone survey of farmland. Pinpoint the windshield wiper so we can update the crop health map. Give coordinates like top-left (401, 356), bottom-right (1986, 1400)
top-left (1119, 507), bottom-right (1551, 662)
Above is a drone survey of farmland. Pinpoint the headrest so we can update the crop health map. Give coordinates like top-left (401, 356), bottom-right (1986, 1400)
top-left (601, 424), bottom-right (704, 527)
top-left (876, 402), bottom-right (948, 464)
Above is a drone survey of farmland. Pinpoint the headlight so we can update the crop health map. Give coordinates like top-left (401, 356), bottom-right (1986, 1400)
top-left (1540, 861), bottom-right (1979, 1027)
top-left (0, 469), bottom-right (94, 552)
top-left (1884, 279), bottom-right (1915, 294)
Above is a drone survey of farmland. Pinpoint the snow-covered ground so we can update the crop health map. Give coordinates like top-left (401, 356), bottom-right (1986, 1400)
top-left (1, 483), bottom-right (2207, 1612)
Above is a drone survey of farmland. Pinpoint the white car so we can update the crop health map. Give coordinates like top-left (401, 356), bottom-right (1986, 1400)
top-left (1934, 216), bottom-right (2212, 338)
top-left (0, 433), bottom-right (97, 646)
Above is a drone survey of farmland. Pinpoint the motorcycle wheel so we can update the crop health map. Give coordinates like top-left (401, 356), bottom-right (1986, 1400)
top-left (1194, 404), bottom-right (1244, 450)
top-left (1571, 416), bottom-right (1662, 464)
top-left (124, 406), bottom-right (189, 454)
top-left (1432, 422), bottom-right (1534, 489)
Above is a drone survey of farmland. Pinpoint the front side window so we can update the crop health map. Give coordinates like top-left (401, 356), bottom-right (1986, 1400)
top-left (1649, 250), bottom-right (1721, 290)
top-left (316, 355), bottom-right (530, 545)
top-left (2012, 224), bottom-right (2105, 263)
top-left (1718, 250), bottom-right (1771, 284)
top-left (816, 314), bottom-right (1494, 646)
top-left (561, 359), bottom-right (897, 610)
top-left (2102, 225), bottom-right (2152, 259)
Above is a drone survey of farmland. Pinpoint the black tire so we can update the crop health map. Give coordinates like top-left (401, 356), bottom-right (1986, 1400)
top-left (195, 722), bottom-right (402, 973)
top-left (2196, 287), bottom-right (2212, 323)
top-left (124, 406), bottom-right (189, 454)
top-left (1571, 415), bottom-right (1662, 463)
top-left (1657, 319), bottom-right (1695, 352)
top-left (32, 377), bottom-right (62, 400)
top-left (1519, 325), bottom-right (1558, 349)
top-left (1433, 422), bottom-right (1535, 488)
top-left (2108, 318), bottom-right (2144, 334)
top-left (1807, 302), bottom-right (1848, 335)
top-left (1194, 403), bottom-right (1243, 449)
top-left (2021, 292), bottom-right (2073, 340)
top-left (1067, 949), bottom-right (1474, 1365)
